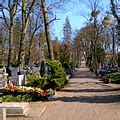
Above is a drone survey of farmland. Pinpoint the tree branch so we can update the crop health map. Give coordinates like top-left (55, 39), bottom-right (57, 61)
top-left (2, 5), bottom-right (10, 12)
top-left (110, 0), bottom-right (118, 19)
top-left (2, 8), bottom-right (10, 29)
top-left (26, 0), bottom-right (36, 22)
top-left (47, 15), bottom-right (60, 25)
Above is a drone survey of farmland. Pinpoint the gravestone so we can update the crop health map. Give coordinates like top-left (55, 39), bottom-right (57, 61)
top-left (11, 67), bottom-right (26, 86)
top-left (17, 75), bottom-right (25, 86)
top-left (12, 75), bottom-right (25, 86)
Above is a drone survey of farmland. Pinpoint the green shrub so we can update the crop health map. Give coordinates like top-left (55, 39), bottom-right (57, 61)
top-left (46, 60), bottom-right (67, 89)
top-left (69, 59), bottom-right (76, 70)
top-left (26, 60), bottom-right (68, 90)
top-left (2, 94), bottom-right (29, 102)
top-left (40, 60), bottom-right (46, 77)
top-left (107, 72), bottom-right (120, 83)
top-left (26, 75), bottom-right (47, 88)
top-left (102, 72), bottom-right (120, 84)
top-left (2, 94), bottom-right (39, 102)
top-left (62, 62), bottom-right (70, 72)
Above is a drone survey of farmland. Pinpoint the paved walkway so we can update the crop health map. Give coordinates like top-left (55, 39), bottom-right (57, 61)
top-left (7, 61), bottom-right (120, 120)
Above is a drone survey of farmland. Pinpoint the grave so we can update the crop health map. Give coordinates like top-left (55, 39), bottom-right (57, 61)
top-left (10, 67), bottom-right (26, 86)
top-left (12, 74), bottom-right (25, 86)
top-left (0, 103), bottom-right (30, 116)
top-left (0, 68), bottom-right (30, 117)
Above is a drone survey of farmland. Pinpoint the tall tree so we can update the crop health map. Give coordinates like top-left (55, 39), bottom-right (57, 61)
top-left (61, 16), bottom-right (72, 64)
top-left (41, 0), bottom-right (54, 60)
top-left (13, 17), bottom-right (21, 64)
top-left (63, 17), bottom-right (72, 44)
top-left (25, 6), bottom-right (43, 66)
top-left (2, 0), bottom-right (18, 68)
top-left (41, 0), bottom-right (64, 60)
top-left (73, 22), bottom-right (108, 69)
top-left (17, 0), bottom-right (36, 67)
top-left (52, 37), bottom-right (60, 60)
top-left (110, 0), bottom-right (120, 67)
top-left (90, 2), bottom-right (100, 71)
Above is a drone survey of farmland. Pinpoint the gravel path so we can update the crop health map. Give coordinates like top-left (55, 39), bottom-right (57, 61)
top-left (7, 61), bottom-right (120, 120)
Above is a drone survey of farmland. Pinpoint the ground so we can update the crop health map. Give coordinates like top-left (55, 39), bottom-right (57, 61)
top-left (7, 61), bottom-right (120, 120)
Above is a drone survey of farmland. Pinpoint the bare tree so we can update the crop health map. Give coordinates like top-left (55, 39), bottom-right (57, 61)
top-left (41, 0), bottom-right (54, 60)
top-left (17, 0), bottom-right (36, 67)
top-left (110, 0), bottom-right (120, 67)
top-left (41, 0), bottom-right (63, 60)
top-left (26, 6), bottom-right (43, 65)
top-left (2, 0), bottom-right (19, 68)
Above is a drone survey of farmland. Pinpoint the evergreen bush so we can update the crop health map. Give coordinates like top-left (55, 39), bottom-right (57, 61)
top-left (26, 75), bottom-right (47, 88)
top-left (103, 72), bottom-right (120, 84)
top-left (45, 60), bottom-right (67, 89)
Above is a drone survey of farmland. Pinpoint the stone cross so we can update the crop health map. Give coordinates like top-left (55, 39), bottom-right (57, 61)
top-left (2, 67), bottom-right (8, 87)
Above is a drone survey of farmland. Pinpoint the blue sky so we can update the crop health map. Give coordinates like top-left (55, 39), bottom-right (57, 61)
top-left (51, 0), bottom-right (110, 40)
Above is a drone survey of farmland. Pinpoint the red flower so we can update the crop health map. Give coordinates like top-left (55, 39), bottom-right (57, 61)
top-left (8, 86), bottom-right (13, 89)
top-left (41, 92), bottom-right (48, 96)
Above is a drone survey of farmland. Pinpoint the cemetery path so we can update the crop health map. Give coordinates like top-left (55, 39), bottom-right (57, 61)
top-left (7, 61), bottom-right (120, 120)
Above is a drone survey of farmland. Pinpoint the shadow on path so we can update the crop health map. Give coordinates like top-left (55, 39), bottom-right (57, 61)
top-left (54, 64), bottom-right (120, 104)
top-left (61, 88), bottom-right (120, 93)
top-left (71, 69), bottom-right (96, 79)
top-left (52, 94), bottom-right (120, 104)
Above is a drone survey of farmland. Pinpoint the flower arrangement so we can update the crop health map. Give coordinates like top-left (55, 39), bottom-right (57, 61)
top-left (4, 86), bottom-right (54, 100)
top-left (9, 79), bottom-right (16, 86)
top-left (4, 86), bottom-right (43, 94)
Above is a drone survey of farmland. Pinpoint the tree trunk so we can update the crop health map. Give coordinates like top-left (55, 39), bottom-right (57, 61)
top-left (18, 21), bottom-right (28, 66)
top-left (110, 0), bottom-right (120, 68)
top-left (112, 27), bottom-right (115, 63)
top-left (18, 0), bottom-right (28, 66)
top-left (41, 0), bottom-right (54, 60)
top-left (26, 35), bottom-right (34, 66)
top-left (93, 16), bottom-right (98, 74)
top-left (117, 19), bottom-right (120, 68)
top-left (8, 25), bottom-right (13, 68)
top-left (18, 0), bottom-right (38, 66)
top-left (7, 15), bottom-right (14, 68)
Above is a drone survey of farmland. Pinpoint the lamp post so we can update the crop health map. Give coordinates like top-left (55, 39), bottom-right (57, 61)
top-left (110, 0), bottom-right (120, 68)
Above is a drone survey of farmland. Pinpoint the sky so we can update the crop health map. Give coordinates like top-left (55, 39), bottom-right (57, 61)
top-left (51, 0), bottom-right (110, 40)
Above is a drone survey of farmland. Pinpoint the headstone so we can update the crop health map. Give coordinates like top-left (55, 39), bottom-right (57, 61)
top-left (18, 75), bottom-right (25, 86)
top-left (12, 75), bottom-right (25, 86)
top-left (0, 108), bottom-right (6, 120)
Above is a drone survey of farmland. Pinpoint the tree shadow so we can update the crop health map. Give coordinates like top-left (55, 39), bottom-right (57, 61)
top-left (54, 68), bottom-right (120, 104)
top-left (71, 70), bottom-right (96, 79)
top-left (71, 75), bottom-right (96, 79)
top-left (52, 94), bottom-right (120, 103)
top-left (61, 88), bottom-right (120, 93)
